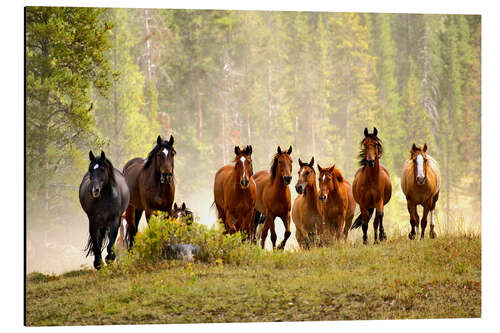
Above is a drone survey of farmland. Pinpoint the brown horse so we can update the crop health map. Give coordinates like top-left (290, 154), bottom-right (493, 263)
top-left (172, 202), bottom-right (194, 225)
top-left (291, 157), bottom-right (323, 249)
top-left (254, 146), bottom-right (293, 250)
top-left (213, 145), bottom-right (256, 237)
top-left (351, 128), bottom-right (392, 244)
top-left (401, 143), bottom-right (441, 239)
top-left (123, 135), bottom-right (176, 249)
top-left (317, 164), bottom-right (356, 243)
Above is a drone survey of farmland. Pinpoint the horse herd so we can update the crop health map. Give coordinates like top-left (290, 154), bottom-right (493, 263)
top-left (79, 127), bottom-right (440, 270)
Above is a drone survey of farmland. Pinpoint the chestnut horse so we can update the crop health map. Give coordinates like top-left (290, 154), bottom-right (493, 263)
top-left (291, 157), bottom-right (323, 249)
top-left (123, 135), bottom-right (176, 249)
top-left (317, 164), bottom-right (356, 243)
top-left (254, 146), bottom-right (293, 250)
top-left (351, 128), bottom-right (392, 244)
top-left (401, 143), bottom-right (440, 239)
top-left (213, 145), bottom-right (256, 237)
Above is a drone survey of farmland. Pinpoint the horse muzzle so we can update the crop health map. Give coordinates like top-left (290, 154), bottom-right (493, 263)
top-left (240, 178), bottom-right (250, 189)
top-left (295, 184), bottom-right (304, 195)
top-left (91, 187), bottom-right (101, 198)
top-left (283, 176), bottom-right (292, 185)
top-left (160, 173), bottom-right (173, 184)
top-left (367, 160), bottom-right (375, 167)
top-left (319, 194), bottom-right (327, 202)
top-left (416, 176), bottom-right (426, 185)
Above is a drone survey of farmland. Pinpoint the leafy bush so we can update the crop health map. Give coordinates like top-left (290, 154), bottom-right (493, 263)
top-left (111, 212), bottom-right (263, 272)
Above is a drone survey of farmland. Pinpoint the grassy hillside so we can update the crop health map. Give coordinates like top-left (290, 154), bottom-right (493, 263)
top-left (26, 233), bottom-right (480, 326)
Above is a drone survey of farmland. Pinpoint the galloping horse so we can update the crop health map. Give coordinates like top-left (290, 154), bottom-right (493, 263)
top-left (351, 128), bottom-right (392, 244)
top-left (291, 157), bottom-right (323, 249)
top-left (79, 151), bottom-right (130, 269)
top-left (213, 145), bottom-right (256, 237)
top-left (254, 146), bottom-right (293, 250)
top-left (317, 164), bottom-right (356, 243)
top-left (401, 143), bottom-right (440, 239)
top-left (123, 135), bottom-right (176, 249)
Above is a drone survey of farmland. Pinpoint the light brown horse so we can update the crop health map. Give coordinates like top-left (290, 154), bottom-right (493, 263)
top-left (401, 143), bottom-right (441, 239)
top-left (317, 164), bottom-right (356, 243)
top-left (291, 157), bottom-right (323, 249)
top-left (213, 145), bottom-right (257, 237)
top-left (351, 128), bottom-right (392, 244)
top-left (254, 146), bottom-right (293, 250)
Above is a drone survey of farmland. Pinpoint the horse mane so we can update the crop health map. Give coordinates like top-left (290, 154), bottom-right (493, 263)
top-left (143, 142), bottom-right (176, 170)
top-left (332, 166), bottom-right (344, 182)
top-left (270, 152), bottom-right (281, 182)
top-left (358, 136), bottom-right (383, 166)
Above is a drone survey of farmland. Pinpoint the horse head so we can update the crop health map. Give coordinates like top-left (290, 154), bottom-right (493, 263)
top-left (234, 145), bottom-right (253, 189)
top-left (88, 150), bottom-right (114, 199)
top-left (147, 135), bottom-right (176, 184)
top-left (273, 145), bottom-right (293, 185)
top-left (361, 127), bottom-right (383, 167)
top-left (173, 202), bottom-right (193, 224)
top-left (296, 156), bottom-right (315, 195)
top-left (410, 143), bottom-right (428, 185)
top-left (317, 164), bottom-right (340, 203)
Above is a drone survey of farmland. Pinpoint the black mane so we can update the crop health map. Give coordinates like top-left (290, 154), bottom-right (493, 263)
top-left (143, 142), bottom-right (176, 170)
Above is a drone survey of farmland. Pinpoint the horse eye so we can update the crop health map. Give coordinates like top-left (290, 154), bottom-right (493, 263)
top-left (305, 171), bottom-right (310, 176)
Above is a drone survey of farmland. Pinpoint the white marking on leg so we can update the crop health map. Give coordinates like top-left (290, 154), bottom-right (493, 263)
top-left (430, 210), bottom-right (435, 227)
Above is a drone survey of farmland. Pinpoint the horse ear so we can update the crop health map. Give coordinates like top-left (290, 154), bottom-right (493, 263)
top-left (373, 127), bottom-right (378, 137)
top-left (101, 151), bottom-right (106, 160)
top-left (423, 143), bottom-right (428, 152)
top-left (309, 156), bottom-right (314, 168)
top-left (89, 150), bottom-right (95, 162)
top-left (317, 164), bottom-right (323, 172)
top-left (174, 203), bottom-right (178, 210)
top-left (157, 135), bottom-right (162, 146)
top-left (329, 164), bottom-right (336, 173)
top-left (234, 146), bottom-right (241, 155)
top-left (277, 146), bottom-right (282, 154)
top-left (287, 145), bottom-right (292, 154)
top-left (411, 143), bottom-right (417, 152)
top-left (298, 158), bottom-right (303, 166)
top-left (168, 135), bottom-right (174, 146)
top-left (246, 145), bottom-right (252, 155)
top-left (364, 128), bottom-right (369, 137)
top-left (182, 202), bottom-right (186, 210)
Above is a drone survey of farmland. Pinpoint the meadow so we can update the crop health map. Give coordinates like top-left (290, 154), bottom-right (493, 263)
top-left (26, 215), bottom-right (481, 326)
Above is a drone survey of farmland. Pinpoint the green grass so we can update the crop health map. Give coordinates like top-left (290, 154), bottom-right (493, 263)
top-left (26, 234), bottom-right (480, 326)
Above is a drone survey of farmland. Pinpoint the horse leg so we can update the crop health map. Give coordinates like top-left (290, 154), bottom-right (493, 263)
top-left (429, 192), bottom-right (439, 239)
top-left (360, 207), bottom-right (369, 245)
top-left (224, 211), bottom-right (237, 234)
top-left (278, 213), bottom-right (291, 250)
top-left (343, 214), bottom-right (353, 240)
top-left (420, 201), bottom-right (432, 240)
top-left (129, 208), bottom-right (143, 249)
top-left (407, 202), bottom-right (418, 240)
top-left (91, 227), bottom-right (103, 270)
top-left (260, 214), bottom-right (274, 249)
top-left (376, 201), bottom-right (387, 241)
top-left (105, 216), bottom-right (120, 263)
top-left (373, 212), bottom-right (380, 244)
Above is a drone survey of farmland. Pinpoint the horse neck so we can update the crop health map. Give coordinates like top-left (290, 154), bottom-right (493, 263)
top-left (305, 180), bottom-right (319, 206)
top-left (271, 170), bottom-right (287, 192)
top-left (364, 158), bottom-right (381, 179)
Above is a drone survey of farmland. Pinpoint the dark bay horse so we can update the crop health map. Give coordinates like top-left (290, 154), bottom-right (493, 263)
top-left (254, 146), bottom-right (293, 250)
top-left (401, 143), bottom-right (441, 239)
top-left (213, 145), bottom-right (256, 237)
top-left (79, 151), bottom-right (130, 269)
top-left (351, 128), bottom-right (392, 244)
top-left (123, 135), bottom-right (176, 249)
top-left (291, 157), bottom-right (323, 249)
top-left (172, 202), bottom-right (194, 225)
top-left (317, 164), bottom-right (356, 243)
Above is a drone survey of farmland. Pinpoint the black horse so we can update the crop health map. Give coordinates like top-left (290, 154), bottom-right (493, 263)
top-left (79, 151), bottom-right (130, 270)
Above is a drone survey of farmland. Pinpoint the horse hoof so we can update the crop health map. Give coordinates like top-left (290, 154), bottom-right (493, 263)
top-left (363, 239), bottom-right (368, 245)
top-left (379, 233), bottom-right (387, 241)
top-left (93, 260), bottom-right (103, 270)
top-left (374, 240), bottom-right (379, 245)
top-left (430, 230), bottom-right (436, 239)
top-left (408, 233), bottom-right (415, 240)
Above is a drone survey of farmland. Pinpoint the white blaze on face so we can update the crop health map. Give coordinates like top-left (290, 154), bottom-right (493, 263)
top-left (93, 164), bottom-right (99, 170)
top-left (322, 174), bottom-right (326, 182)
top-left (416, 154), bottom-right (424, 179)
top-left (240, 156), bottom-right (246, 179)
top-left (162, 148), bottom-right (169, 158)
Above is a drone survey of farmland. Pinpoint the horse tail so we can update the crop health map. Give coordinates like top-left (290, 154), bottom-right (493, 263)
top-left (83, 228), bottom-right (110, 257)
top-left (351, 208), bottom-right (374, 230)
